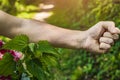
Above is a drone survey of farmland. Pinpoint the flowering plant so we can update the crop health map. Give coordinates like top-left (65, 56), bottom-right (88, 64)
top-left (0, 35), bottom-right (59, 80)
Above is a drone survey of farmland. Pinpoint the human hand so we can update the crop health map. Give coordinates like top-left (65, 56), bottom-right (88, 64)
top-left (83, 21), bottom-right (120, 53)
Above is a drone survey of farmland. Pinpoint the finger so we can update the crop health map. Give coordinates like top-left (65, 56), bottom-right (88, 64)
top-left (112, 34), bottom-right (119, 40)
top-left (90, 44), bottom-right (107, 54)
top-left (99, 37), bottom-right (114, 44)
top-left (100, 42), bottom-right (111, 50)
top-left (114, 27), bottom-right (120, 34)
top-left (103, 32), bottom-right (113, 38)
top-left (103, 31), bottom-right (119, 40)
top-left (99, 21), bottom-right (120, 34)
top-left (94, 45), bottom-right (107, 53)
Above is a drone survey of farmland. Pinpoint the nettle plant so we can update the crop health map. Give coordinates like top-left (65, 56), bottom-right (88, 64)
top-left (0, 35), bottom-right (59, 80)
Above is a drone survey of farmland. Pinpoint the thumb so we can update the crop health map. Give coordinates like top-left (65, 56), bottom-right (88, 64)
top-left (100, 21), bottom-right (120, 34)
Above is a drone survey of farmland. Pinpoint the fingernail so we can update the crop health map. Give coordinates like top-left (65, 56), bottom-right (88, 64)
top-left (112, 28), bottom-right (120, 33)
top-left (115, 28), bottom-right (120, 34)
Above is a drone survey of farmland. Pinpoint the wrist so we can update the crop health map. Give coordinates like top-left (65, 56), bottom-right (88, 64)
top-left (74, 31), bottom-right (88, 49)
top-left (60, 30), bottom-right (88, 49)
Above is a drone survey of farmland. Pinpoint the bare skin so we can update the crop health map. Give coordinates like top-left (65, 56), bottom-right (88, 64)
top-left (0, 10), bottom-right (120, 53)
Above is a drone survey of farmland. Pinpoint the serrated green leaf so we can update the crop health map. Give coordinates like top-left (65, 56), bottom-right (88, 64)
top-left (28, 43), bottom-right (42, 58)
top-left (0, 53), bottom-right (16, 76)
top-left (34, 41), bottom-right (59, 67)
top-left (37, 41), bottom-right (59, 57)
top-left (3, 35), bottom-right (29, 51)
top-left (25, 60), bottom-right (46, 80)
top-left (42, 54), bottom-right (58, 67)
top-left (39, 57), bottom-right (48, 70)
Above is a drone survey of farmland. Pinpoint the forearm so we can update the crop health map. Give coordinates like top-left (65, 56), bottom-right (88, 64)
top-left (0, 10), bottom-right (23, 37)
top-left (17, 19), bottom-right (87, 49)
top-left (0, 10), bottom-right (86, 49)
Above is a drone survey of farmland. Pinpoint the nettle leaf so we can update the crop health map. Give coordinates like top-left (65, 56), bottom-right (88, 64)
top-left (34, 41), bottom-right (59, 67)
top-left (42, 54), bottom-right (58, 67)
top-left (0, 53), bottom-right (16, 76)
top-left (3, 35), bottom-right (29, 51)
top-left (37, 41), bottom-right (59, 57)
top-left (28, 43), bottom-right (42, 58)
top-left (25, 60), bottom-right (46, 80)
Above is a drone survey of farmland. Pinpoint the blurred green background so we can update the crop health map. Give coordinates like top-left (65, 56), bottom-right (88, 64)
top-left (0, 0), bottom-right (120, 80)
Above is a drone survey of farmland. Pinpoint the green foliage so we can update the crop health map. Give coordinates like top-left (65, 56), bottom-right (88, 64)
top-left (1, 35), bottom-right (59, 80)
top-left (25, 60), bottom-right (47, 80)
top-left (3, 35), bottom-right (29, 51)
top-left (46, 0), bottom-right (120, 80)
top-left (0, 0), bottom-right (38, 18)
top-left (0, 53), bottom-right (16, 76)
top-left (59, 42), bottom-right (120, 80)
top-left (1, 0), bottom-right (120, 80)
top-left (47, 0), bottom-right (120, 30)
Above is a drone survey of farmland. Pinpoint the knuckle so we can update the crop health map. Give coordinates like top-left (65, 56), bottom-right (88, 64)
top-left (107, 44), bottom-right (111, 49)
top-left (98, 21), bottom-right (104, 24)
top-left (113, 34), bottom-right (119, 39)
top-left (104, 32), bottom-right (111, 35)
top-left (108, 21), bottom-right (115, 24)
top-left (110, 39), bottom-right (114, 43)
top-left (105, 44), bottom-right (111, 49)
top-left (104, 31), bottom-right (109, 34)
top-left (98, 21), bottom-right (114, 24)
top-left (100, 43), bottom-right (111, 49)
top-left (107, 38), bottom-right (113, 43)
top-left (103, 32), bottom-right (113, 38)
top-left (99, 37), bottom-right (104, 43)
top-left (100, 43), bottom-right (105, 48)
top-left (99, 37), bottom-right (103, 42)
top-left (100, 37), bottom-right (113, 44)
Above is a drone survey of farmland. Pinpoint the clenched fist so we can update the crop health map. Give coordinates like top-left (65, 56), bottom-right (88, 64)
top-left (83, 21), bottom-right (120, 53)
